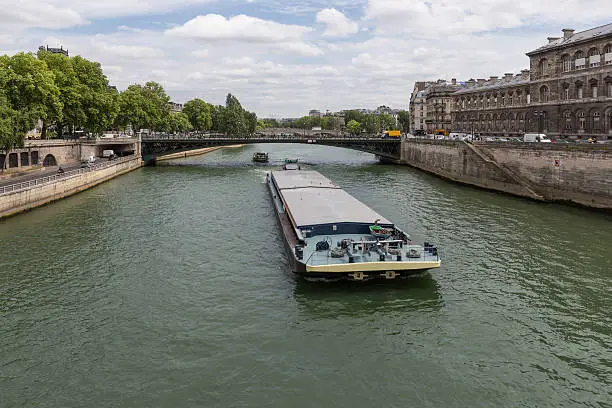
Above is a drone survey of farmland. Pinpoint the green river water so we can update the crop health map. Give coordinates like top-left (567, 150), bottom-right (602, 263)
top-left (1, 144), bottom-right (611, 407)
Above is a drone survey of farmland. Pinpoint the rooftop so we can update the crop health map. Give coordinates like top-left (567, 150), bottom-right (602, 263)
top-left (527, 23), bottom-right (612, 55)
top-left (455, 74), bottom-right (530, 95)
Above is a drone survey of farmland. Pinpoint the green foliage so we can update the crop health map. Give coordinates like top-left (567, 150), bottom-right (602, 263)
top-left (361, 114), bottom-right (380, 134)
top-left (165, 112), bottom-right (192, 133)
top-left (346, 120), bottom-right (361, 135)
top-left (183, 98), bottom-right (212, 131)
top-left (116, 81), bottom-right (169, 132)
top-left (397, 110), bottom-right (410, 132)
top-left (378, 113), bottom-right (397, 132)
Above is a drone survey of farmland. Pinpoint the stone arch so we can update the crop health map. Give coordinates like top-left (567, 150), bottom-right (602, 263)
top-left (42, 154), bottom-right (57, 167)
top-left (563, 110), bottom-right (573, 133)
top-left (590, 109), bottom-right (602, 132)
top-left (576, 110), bottom-right (587, 132)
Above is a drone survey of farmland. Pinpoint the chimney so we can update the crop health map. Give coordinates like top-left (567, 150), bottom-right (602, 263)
top-left (547, 37), bottom-right (560, 44)
top-left (521, 69), bottom-right (530, 79)
top-left (477, 78), bottom-right (486, 85)
top-left (504, 73), bottom-right (513, 80)
top-left (489, 76), bottom-right (498, 81)
top-left (562, 29), bottom-right (574, 39)
top-left (451, 78), bottom-right (457, 85)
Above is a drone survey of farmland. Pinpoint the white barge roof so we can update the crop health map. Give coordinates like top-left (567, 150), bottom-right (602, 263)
top-left (272, 171), bottom-right (393, 227)
top-left (272, 170), bottom-right (340, 190)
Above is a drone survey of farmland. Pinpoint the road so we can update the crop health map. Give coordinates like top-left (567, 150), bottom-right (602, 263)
top-left (0, 161), bottom-right (98, 188)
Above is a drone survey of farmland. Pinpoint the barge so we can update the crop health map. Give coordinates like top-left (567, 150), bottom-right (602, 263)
top-left (266, 170), bottom-right (441, 281)
top-left (253, 152), bottom-right (269, 163)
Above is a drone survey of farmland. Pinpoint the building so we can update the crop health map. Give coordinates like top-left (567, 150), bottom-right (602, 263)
top-left (525, 25), bottom-right (612, 139)
top-left (450, 23), bottom-right (612, 139)
top-left (452, 71), bottom-right (531, 137)
top-left (38, 45), bottom-right (69, 57)
top-left (309, 109), bottom-right (322, 118)
top-left (424, 79), bottom-right (463, 133)
top-left (169, 102), bottom-right (183, 113)
top-left (409, 82), bottom-right (431, 132)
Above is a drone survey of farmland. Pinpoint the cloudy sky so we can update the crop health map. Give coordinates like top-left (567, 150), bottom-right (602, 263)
top-left (0, 0), bottom-right (610, 117)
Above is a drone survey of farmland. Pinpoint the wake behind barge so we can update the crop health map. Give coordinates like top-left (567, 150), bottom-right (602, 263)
top-left (266, 170), bottom-right (441, 281)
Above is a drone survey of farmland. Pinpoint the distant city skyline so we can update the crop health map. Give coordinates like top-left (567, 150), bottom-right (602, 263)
top-left (1, 1), bottom-right (610, 117)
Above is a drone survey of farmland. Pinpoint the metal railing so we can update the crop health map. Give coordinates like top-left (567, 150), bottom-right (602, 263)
top-left (0, 155), bottom-right (138, 196)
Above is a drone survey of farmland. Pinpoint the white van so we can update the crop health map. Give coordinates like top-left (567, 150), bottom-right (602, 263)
top-left (523, 133), bottom-right (551, 143)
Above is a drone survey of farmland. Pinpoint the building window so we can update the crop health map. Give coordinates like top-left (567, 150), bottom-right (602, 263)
top-left (592, 84), bottom-right (598, 98)
top-left (562, 85), bottom-right (570, 100)
top-left (562, 54), bottom-right (572, 72)
top-left (593, 112), bottom-right (601, 130)
top-left (605, 44), bottom-right (612, 65)
top-left (577, 84), bottom-right (583, 99)
top-left (538, 58), bottom-right (548, 76)
top-left (575, 51), bottom-right (586, 69)
top-left (588, 48), bottom-right (600, 68)
top-left (578, 112), bottom-right (586, 130)
top-left (540, 85), bottom-right (549, 102)
top-left (564, 111), bottom-right (572, 130)
top-left (608, 82), bottom-right (612, 97)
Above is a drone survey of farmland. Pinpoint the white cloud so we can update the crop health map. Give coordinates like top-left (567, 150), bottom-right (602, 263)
top-left (316, 8), bottom-right (358, 37)
top-left (165, 14), bottom-right (312, 43)
top-left (0, 2), bottom-right (86, 31)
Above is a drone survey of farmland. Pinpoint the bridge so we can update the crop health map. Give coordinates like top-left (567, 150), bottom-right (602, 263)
top-left (141, 133), bottom-right (402, 162)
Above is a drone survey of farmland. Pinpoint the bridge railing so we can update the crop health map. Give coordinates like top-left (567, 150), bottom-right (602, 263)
top-left (141, 132), bottom-right (397, 141)
top-left (0, 155), bottom-right (137, 197)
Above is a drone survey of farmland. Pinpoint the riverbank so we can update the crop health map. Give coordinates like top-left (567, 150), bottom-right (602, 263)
top-left (400, 140), bottom-right (611, 211)
top-left (0, 156), bottom-right (142, 219)
top-left (155, 145), bottom-right (244, 162)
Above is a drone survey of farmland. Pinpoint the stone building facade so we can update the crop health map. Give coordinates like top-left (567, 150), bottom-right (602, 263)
top-left (409, 82), bottom-right (429, 133)
top-left (446, 23), bottom-right (612, 139)
top-left (425, 79), bottom-right (462, 133)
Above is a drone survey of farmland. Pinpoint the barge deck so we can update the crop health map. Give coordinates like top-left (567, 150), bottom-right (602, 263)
top-left (267, 170), bottom-right (441, 281)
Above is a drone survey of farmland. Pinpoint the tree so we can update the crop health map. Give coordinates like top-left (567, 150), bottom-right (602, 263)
top-left (164, 112), bottom-right (192, 133)
top-left (3, 53), bottom-right (62, 139)
top-left (183, 98), bottom-right (212, 131)
top-left (362, 114), bottom-right (380, 134)
top-left (346, 120), bottom-right (361, 135)
top-left (71, 56), bottom-right (118, 135)
top-left (116, 81), bottom-right (169, 132)
top-left (344, 110), bottom-right (363, 124)
top-left (397, 110), bottom-right (410, 133)
top-left (379, 113), bottom-right (397, 131)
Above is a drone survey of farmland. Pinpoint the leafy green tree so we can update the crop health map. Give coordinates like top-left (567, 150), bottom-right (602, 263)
top-left (346, 119), bottom-right (361, 135)
top-left (3, 53), bottom-right (62, 139)
top-left (71, 56), bottom-right (118, 135)
top-left (343, 110), bottom-right (363, 124)
top-left (116, 81), bottom-right (169, 132)
top-left (164, 112), bottom-right (192, 133)
top-left (362, 114), bottom-right (380, 134)
top-left (183, 98), bottom-right (212, 131)
top-left (397, 110), bottom-right (410, 132)
top-left (378, 113), bottom-right (397, 131)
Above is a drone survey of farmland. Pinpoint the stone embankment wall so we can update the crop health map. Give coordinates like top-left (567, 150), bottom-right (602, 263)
top-left (400, 140), bottom-right (611, 210)
top-left (0, 157), bottom-right (142, 219)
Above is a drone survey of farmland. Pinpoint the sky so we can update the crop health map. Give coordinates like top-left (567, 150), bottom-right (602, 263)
top-left (0, 0), bottom-right (610, 118)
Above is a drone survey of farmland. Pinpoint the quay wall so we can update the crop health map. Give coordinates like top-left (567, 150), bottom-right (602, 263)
top-left (400, 140), bottom-right (612, 209)
top-left (0, 157), bottom-right (142, 219)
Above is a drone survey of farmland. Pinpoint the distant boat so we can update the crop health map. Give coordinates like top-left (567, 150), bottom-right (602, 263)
top-left (253, 152), bottom-right (269, 163)
top-left (282, 158), bottom-right (300, 170)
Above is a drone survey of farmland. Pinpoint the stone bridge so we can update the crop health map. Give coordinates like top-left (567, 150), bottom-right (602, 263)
top-left (141, 134), bottom-right (402, 162)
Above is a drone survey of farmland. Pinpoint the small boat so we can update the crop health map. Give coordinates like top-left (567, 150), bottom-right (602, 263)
top-left (282, 158), bottom-right (300, 170)
top-left (253, 152), bottom-right (269, 163)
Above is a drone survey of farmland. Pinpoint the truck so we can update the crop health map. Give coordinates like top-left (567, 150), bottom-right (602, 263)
top-left (382, 130), bottom-right (401, 139)
top-left (102, 149), bottom-right (116, 160)
top-left (523, 133), bottom-right (551, 143)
